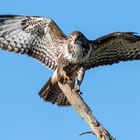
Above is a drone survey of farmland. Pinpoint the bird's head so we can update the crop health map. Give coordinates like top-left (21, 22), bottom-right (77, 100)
top-left (69, 31), bottom-right (90, 50)
top-left (69, 31), bottom-right (87, 44)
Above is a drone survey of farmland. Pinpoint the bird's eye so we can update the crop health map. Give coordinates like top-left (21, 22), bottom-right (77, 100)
top-left (77, 35), bottom-right (81, 39)
top-left (77, 35), bottom-right (83, 41)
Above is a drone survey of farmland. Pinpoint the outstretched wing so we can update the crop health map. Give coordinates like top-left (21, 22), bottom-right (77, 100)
top-left (83, 32), bottom-right (140, 69)
top-left (0, 15), bottom-right (67, 70)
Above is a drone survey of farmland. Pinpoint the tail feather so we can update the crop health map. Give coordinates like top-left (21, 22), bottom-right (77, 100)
top-left (39, 77), bottom-right (70, 106)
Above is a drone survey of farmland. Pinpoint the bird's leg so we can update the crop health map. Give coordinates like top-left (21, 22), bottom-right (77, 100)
top-left (57, 56), bottom-right (71, 84)
top-left (74, 67), bottom-right (85, 93)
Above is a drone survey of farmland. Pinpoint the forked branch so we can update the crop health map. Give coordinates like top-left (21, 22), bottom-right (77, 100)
top-left (58, 81), bottom-right (115, 140)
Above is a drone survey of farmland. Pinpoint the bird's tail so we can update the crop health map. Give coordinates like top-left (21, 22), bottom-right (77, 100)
top-left (39, 77), bottom-right (70, 106)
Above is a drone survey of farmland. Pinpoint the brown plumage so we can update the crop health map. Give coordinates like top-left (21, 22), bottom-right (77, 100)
top-left (39, 77), bottom-right (70, 106)
top-left (0, 15), bottom-right (140, 106)
top-left (84, 32), bottom-right (140, 69)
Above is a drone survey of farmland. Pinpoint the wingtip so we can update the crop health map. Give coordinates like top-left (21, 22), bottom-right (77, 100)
top-left (115, 32), bottom-right (140, 38)
top-left (126, 32), bottom-right (140, 38)
top-left (0, 14), bottom-right (18, 18)
top-left (126, 32), bottom-right (138, 35)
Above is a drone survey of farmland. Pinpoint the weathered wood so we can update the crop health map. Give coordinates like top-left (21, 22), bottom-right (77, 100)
top-left (58, 81), bottom-right (115, 140)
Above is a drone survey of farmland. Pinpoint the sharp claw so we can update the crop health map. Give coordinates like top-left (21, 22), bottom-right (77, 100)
top-left (74, 88), bottom-right (83, 95)
top-left (59, 75), bottom-right (70, 84)
top-left (74, 88), bottom-right (80, 92)
top-left (74, 86), bottom-right (80, 92)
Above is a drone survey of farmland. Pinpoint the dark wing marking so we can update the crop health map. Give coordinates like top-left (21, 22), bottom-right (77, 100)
top-left (0, 15), bottom-right (67, 70)
top-left (83, 32), bottom-right (140, 69)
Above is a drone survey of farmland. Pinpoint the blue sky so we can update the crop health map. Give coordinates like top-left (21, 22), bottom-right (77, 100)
top-left (0, 0), bottom-right (140, 140)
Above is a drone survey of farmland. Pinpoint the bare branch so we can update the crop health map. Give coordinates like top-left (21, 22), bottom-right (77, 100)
top-left (58, 81), bottom-right (115, 140)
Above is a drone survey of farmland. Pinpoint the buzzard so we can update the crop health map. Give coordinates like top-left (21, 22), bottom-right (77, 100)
top-left (0, 15), bottom-right (140, 106)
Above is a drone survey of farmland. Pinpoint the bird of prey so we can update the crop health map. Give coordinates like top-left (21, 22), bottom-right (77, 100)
top-left (0, 15), bottom-right (140, 106)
